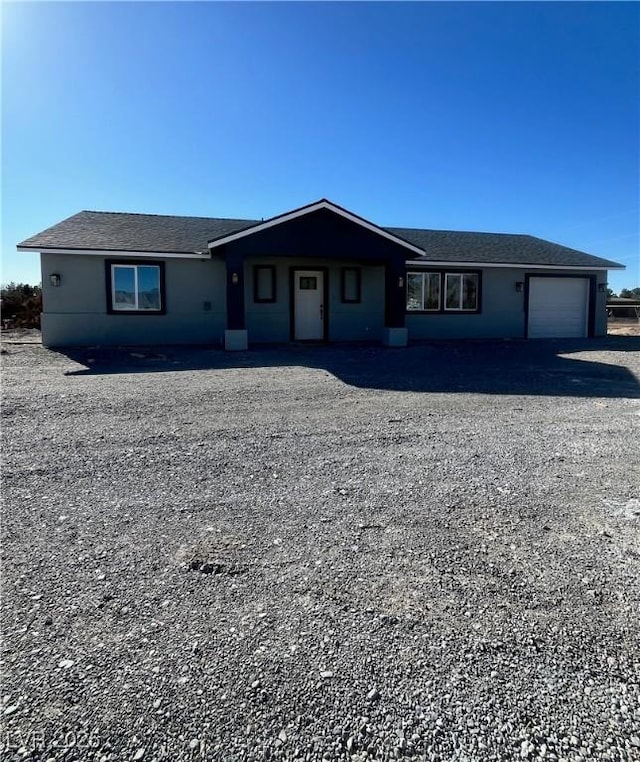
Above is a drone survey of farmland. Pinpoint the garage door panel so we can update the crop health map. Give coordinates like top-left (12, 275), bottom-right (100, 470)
top-left (528, 277), bottom-right (588, 338)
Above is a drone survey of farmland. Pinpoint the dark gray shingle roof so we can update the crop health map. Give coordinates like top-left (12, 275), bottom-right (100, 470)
top-left (18, 209), bottom-right (623, 269)
top-left (388, 227), bottom-right (622, 269)
top-left (17, 211), bottom-right (259, 254)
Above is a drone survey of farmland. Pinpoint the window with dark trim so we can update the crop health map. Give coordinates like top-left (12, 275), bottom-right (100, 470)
top-left (406, 270), bottom-right (481, 313)
top-left (444, 272), bottom-right (479, 311)
top-left (106, 260), bottom-right (166, 315)
top-left (407, 272), bottom-right (441, 311)
top-left (253, 265), bottom-right (277, 303)
top-left (341, 267), bottom-right (361, 303)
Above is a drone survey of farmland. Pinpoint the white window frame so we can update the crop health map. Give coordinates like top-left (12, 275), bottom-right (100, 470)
top-left (111, 263), bottom-right (162, 312)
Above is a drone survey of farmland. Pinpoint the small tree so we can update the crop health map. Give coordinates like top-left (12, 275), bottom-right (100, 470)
top-left (620, 287), bottom-right (640, 299)
top-left (0, 282), bottom-right (43, 328)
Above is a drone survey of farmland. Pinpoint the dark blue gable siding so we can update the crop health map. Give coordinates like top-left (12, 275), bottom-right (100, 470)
top-left (221, 208), bottom-right (414, 263)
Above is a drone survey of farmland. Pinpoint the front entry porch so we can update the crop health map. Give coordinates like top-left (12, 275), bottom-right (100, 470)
top-left (222, 256), bottom-right (407, 350)
top-left (208, 201), bottom-right (420, 351)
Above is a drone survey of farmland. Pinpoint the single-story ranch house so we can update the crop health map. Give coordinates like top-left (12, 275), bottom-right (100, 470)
top-left (17, 199), bottom-right (624, 350)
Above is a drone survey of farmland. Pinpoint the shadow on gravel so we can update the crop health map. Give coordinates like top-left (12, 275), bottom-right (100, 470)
top-left (54, 336), bottom-right (640, 398)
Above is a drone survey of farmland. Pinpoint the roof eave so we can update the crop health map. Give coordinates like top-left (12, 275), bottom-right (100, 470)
top-left (17, 245), bottom-right (211, 259)
top-left (405, 259), bottom-right (625, 271)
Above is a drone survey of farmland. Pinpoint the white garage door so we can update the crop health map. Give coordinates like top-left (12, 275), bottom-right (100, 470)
top-left (528, 277), bottom-right (589, 338)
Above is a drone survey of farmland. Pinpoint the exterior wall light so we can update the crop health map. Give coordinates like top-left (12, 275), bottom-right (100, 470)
top-left (398, 276), bottom-right (404, 288)
top-left (231, 272), bottom-right (239, 285)
top-left (515, 281), bottom-right (524, 293)
top-left (50, 273), bottom-right (61, 287)
top-left (598, 283), bottom-right (607, 293)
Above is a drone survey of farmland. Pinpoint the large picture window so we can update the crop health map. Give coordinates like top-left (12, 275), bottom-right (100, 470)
top-left (106, 261), bottom-right (165, 314)
top-left (406, 270), bottom-right (480, 313)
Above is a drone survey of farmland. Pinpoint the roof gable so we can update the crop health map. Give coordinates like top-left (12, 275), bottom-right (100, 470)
top-left (207, 199), bottom-right (426, 257)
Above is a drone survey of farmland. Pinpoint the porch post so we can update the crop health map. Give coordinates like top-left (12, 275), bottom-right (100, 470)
top-left (383, 258), bottom-right (408, 347)
top-left (224, 251), bottom-right (248, 350)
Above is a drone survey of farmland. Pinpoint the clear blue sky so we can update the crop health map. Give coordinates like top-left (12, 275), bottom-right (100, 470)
top-left (2, 1), bottom-right (638, 293)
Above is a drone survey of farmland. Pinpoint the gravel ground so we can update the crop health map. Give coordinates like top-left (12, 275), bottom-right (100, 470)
top-left (2, 338), bottom-right (639, 762)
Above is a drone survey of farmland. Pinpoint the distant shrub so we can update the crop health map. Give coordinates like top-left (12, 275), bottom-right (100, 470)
top-left (0, 282), bottom-right (43, 328)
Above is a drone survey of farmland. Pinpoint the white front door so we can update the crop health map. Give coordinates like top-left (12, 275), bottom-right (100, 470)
top-left (294, 270), bottom-right (325, 340)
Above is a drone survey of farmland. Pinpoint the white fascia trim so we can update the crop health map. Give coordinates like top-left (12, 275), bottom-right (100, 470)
top-left (207, 200), bottom-right (426, 256)
top-left (405, 260), bottom-right (624, 271)
top-left (17, 247), bottom-right (211, 259)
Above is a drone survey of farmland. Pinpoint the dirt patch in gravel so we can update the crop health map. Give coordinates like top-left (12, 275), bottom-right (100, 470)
top-left (2, 340), bottom-right (639, 761)
top-left (608, 321), bottom-right (640, 337)
top-left (0, 327), bottom-right (42, 344)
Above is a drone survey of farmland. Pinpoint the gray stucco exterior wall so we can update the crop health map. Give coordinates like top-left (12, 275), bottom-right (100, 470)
top-left (38, 253), bottom-right (610, 347)
top-left (40, 253), bottom-right (227, 347)
top-left (593, 272), bottom-right (609, 336)
top-left (405, 267), bottom-right (608, 340)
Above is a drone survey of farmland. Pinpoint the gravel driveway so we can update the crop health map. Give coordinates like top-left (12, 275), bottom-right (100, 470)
top-left (2, 338), bottom-right (639, 761)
